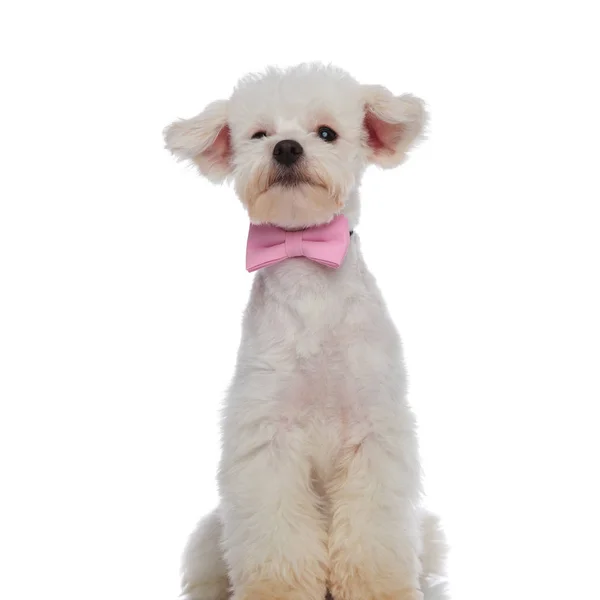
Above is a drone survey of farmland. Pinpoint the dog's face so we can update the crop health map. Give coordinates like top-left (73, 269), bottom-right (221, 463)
top-left (165, 64), bottom-right (426, 229)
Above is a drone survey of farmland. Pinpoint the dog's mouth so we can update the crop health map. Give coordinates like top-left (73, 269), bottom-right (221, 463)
top-left (266, 159), bottom-right (332, 193)
top-left (268, 165), bottom-right (312, 189)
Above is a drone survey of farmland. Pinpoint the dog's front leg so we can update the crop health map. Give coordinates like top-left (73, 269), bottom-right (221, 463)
top-left (219, 417), bottom-right (328, 600)
top-left (327, 428), bottom-right (423, 600)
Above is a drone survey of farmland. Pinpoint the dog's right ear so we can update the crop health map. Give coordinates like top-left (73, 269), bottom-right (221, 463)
top-left (163, 100), bottom-right (231, 183)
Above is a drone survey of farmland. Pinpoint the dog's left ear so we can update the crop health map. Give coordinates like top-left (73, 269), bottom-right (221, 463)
top-left (362, 86), bottom-right (427, 168)
top-left (163, 100), bottom-right (231, 183)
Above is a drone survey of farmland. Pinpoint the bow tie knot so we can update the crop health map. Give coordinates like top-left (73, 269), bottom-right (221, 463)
top-left (246, 215), bottom-right (351, 272)
top-left (284, 230), bottom-right (306, 259)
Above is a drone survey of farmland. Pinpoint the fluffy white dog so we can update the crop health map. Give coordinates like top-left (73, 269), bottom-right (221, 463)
top-left (164, 63), bottom-right (448, 600)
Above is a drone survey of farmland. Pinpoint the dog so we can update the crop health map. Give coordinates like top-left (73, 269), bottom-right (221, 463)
top-left (164, 63), bottom-right (448, 600)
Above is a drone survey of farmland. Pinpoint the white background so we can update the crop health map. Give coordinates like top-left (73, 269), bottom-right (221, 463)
top-left (1, 2), bottom-right (599, 600)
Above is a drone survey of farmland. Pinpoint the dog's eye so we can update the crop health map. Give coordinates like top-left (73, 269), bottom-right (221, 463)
top-left (251, 131), bottom-right (268, 140)
top-left (317, 126), bottom-right (337, 143)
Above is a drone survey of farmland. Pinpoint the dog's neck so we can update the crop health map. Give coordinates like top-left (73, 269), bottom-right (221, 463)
top-left (244, 233), bottom-right (382, 358)
top-left (341, 187), bottom-right (360, 232)
top-left (252, 233), bottom-right (370, 308)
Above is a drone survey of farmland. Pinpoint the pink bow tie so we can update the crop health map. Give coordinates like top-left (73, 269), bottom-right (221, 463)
top-left (246, 215), bottom-right (351, 272)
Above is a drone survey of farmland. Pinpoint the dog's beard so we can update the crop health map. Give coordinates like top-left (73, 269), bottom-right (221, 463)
top-left (242, 163), bottom-right (345, 229)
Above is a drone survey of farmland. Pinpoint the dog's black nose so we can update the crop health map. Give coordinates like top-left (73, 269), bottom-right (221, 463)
top-left (273, 139), bottom-right (303, 166)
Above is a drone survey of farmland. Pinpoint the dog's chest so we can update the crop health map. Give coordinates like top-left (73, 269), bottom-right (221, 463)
top-left (275, 350), bottom-right (373, 480)
top-left (255, 270), bottom-right (395, 448)
top-left (241, 253), bottom-right (403, 474)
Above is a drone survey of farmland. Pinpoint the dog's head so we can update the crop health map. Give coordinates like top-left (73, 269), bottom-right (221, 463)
top-left (164, 63), bottom-right (426, 229)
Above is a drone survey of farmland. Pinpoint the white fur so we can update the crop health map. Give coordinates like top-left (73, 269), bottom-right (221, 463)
top-left (165, 63), bottom-right (447, 600)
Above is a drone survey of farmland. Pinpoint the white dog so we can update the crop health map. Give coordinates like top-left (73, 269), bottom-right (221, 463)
top-left (164, 63), bottom-right (448, 600)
